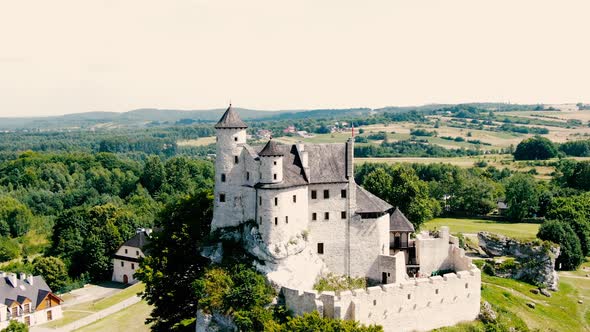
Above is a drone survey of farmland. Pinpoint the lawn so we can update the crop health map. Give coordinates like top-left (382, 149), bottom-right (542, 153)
top-left (177, 136), bottom-right (216, 146)
top-left (68, 282), bottom-right (145, 312)
top-left (42, 310), bottom-right (94, 329)
top-left (423, 217), bottom-right (540, 241)
top-left (437, 265), bottom-right (590, 332)
top-left (74, 300), bottom-right (153, 332)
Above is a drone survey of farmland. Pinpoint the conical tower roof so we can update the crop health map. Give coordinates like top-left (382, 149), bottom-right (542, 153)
top-left (214, 104), bottom-right (248, 129)
top-left (258, 139), bottom-right (284, 157)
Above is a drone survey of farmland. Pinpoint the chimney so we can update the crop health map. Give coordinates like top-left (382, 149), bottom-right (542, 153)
top-left (19, 272), bottom-right (26, 281)
top-left (345, 138), bottom-right (354, 179)
top-left (27, 275), bottom-right (33, 286)
top-left (7, 273), bottom-right (17, 287)
top-left (0, 271), bottom-right (5, 278)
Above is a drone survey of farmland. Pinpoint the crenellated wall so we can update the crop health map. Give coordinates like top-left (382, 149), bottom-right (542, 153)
top-left (283, 268), bottom-right (481, 332)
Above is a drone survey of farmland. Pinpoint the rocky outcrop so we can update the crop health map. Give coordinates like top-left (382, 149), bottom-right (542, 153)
top-left (478, 232), bottom-right (560, 290)
top-left (196, 310), bottom-right (237, 332)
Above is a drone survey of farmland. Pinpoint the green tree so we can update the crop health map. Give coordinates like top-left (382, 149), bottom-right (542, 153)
top-left (135, 190), bottom-right (213, 331)
top-left (140, 156), bottom-right (165, 194)
top-left (537, 220), bottom-right (584, 270)
top-left (32, 256), bottom-right (69, 292)
top-left (0, 195), bottom-right (33, 237)
top-left (1, 320), bottom-right (28, 332)
top-left (513, 136), bottom-right (557, 160)
top-left (0, 237), bottom-right (21, 261)
top-left (505, 174), bottom-right (538, 221)
top-left (265, 311), bottom-right (383, 332)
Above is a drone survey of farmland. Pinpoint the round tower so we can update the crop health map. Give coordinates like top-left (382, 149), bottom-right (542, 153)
top-left (212, 104), bottom-right (248, 230)
top-left (258, 139), bottom-right (283, 183)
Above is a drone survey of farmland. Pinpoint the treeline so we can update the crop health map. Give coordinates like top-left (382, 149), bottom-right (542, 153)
top-left (0, 151), bottom-right (214, 290)
top-left (354, 140), bottom-right (488, 158)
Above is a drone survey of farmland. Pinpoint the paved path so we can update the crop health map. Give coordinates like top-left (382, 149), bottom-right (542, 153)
top-left (31, 295), bottom-right (141, 332)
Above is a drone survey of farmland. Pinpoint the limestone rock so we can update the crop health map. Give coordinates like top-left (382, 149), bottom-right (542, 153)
top-left (478, 232), bottom-right (560, 290)
top-left (196, 310), bottom-right (237, 332)
top-left (530, 289), bottom-right (539, 295)
top-left (539, 288), bottom-right (551, 297)
top-left (526, 302), bottom-right (536, 309)
top-left (579, 300), bottom-right (584, 304)
top-left (201, 243), bottom-right (224, 264)
top-left (479, 301), bottom-right (497, 323)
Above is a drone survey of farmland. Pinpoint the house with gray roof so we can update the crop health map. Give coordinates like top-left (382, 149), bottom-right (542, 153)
top-left (112, 228), bottom-right (151, 284)
top-left (0, 272), bottom-right (62, 328)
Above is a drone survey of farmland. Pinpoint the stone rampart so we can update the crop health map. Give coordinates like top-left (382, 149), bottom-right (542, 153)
top-left (283, 268), bottom-right (481, 332)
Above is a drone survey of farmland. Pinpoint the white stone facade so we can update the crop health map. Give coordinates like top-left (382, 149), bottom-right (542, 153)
top-left (112, 244), bottom-right (143, 284)
top-left (211, 107), bottom-right (480, 331)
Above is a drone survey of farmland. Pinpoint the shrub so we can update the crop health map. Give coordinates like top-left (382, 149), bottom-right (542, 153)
top-left (537, 220), bottom-right (584, 270)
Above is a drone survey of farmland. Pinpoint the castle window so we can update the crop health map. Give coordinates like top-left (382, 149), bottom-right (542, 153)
top-left (259, 217), bottom-right (262, 224)
top-left (373, 300), bottom-right (377, 306)
top-left (234, 137), bottom-right (238, 142)
top-left (465, 283), bottom-right (469, 289)
top-left (324, 212), bottom-right (329, 220)
top-left (259, 197), bottom-right (262, 206)
top-left (293, 195), bottom-right (296, 203)
top-left (341, 189), bottom-right (347, 198)
top-left (317, 243), bottom-right (324, 254)
top-left (285, 216), bottom-right (288, 224)
top-left (136, 250), bottom-right (139, 256)
top-left (125, 249), bottom-right (128, 254)
top-left (311, 190), bottom-right (317, 199)
top-left (323, 190), bottom-right (329, 199)
top-left (121, 261), bottom-right (124, 267)
top-left (274, 161), bottom-right (277, 165)
top-left (132, 263), bottom-right (135, 270)
top-left (274, 217), bottom-right (278, 225)
top-left (220, 194), bottom-right (226, 202)
top-left (407, 294), bottom-right (411, 300)
top-left (312, 213), bottom-right (317, 221)
top-left (234, 156), bottom-right (239, 164)
top-left (273, 173), bottom-right (277, 180)
top-left (246, 172), bottom-right (250, 181)
top-left (221, 174), bottom-right (226, 182)
top-left (341, 211), bottom-right (347, 219)
top-left (435, 289), bottom-right (439, 295)
top-left (274, 197), bottom-right (278, 206)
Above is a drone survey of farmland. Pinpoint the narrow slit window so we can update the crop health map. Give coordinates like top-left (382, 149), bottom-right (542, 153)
top-left (273, 173), bottom-right (277, 180)
top-left (293, 195), bottom-right (296, 203)
top-left (285, 216), bottom-right (288, 224)
top-left (234, 156), bottom-right (239, 164)
top-left (325, 212), bottom-right (329, 220)
top-left (274, 217), bottom-right (278, 225)
top-left (311, 190), bottom-right (317, 199)
top-left (274, 197), bottom-right (278, 206)
top-left (341, 211), bottom-right (347, 219)
top-left (341, 189), bottom-right (347, 198)
top-left (317, 243), bottom-right (324, 254)
top-left (246, 172), bottom-right (250, 180)
top-left (259, 197), bottom-right (262, 206)
top-left (221, 174), bottom-right (226, 182)
top-left (324, 190), bottom-right (330, 199)
top-left (312, 213), bottom-right (317, 221)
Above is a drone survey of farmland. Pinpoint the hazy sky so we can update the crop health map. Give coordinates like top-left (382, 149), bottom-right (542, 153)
top-left (1, 0), bottom-right (589, 117)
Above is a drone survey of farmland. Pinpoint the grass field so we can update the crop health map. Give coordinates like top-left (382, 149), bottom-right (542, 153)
top-left (439, 262), bottom-right (590, 332)
top-left (423, 217), bottom-right (540, 241)
top-left (74, 300), bottom-right (153, 332)
top-left (177, 136), bottom-right (216, 146)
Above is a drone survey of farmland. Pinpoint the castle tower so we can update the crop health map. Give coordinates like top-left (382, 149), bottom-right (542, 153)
top-left (212, 104), bottom-right (248, 230)
top-left (258, 139), bottom-right (284, 183)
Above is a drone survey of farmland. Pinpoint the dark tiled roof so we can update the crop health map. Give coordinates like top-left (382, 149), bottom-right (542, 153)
top-left (355, 185), bottom-right (393, 213)
top-left (254, 144), bottom-right (308, 189)
top-left (305, 144), bottom-right (348, 184)
top-left (258, 139), bottom-right (284, 157)
top-left (214, 105), bottom-right (248, 129)
top-left (389, 207), bottom-right (415, 232)
top-left (0, 274), bottom-right (58, 309)
top-left (123, 231), bottom-right (150, 249)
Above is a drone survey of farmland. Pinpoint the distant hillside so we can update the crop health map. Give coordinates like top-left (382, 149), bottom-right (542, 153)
top-left (0, 103), bottom-right (542, 130)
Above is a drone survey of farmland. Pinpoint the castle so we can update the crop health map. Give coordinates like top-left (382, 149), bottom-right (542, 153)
top-left (211, 105), bottom-right (481, 331)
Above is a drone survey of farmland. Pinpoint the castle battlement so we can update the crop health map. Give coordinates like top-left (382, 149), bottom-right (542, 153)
top-left (283, 268), bottom-right (481, 332)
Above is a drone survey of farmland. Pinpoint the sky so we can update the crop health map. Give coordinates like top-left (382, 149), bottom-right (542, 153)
top-left (1, 0), bottom-right (589, 117)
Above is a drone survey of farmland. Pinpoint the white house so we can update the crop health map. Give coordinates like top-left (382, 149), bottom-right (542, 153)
top-left (112, 229), bottom-right (151, 284)
top-left (0, 272), bottom-right (63, 328)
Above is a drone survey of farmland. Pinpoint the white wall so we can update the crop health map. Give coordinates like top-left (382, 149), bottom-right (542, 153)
top-left (349, 213), bottom-right (390, 281)
top-left (112, 245), bottom-right (144, 284)
top-left (283, 268), bottom-right (481, 332)
top-left (257, 186), bottom-right (309, 249)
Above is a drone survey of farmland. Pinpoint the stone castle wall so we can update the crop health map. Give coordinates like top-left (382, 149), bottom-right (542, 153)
top-left (283, 268), bottom-right (481, 332)
top-left (258, 186), bottom-right (309, 247)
